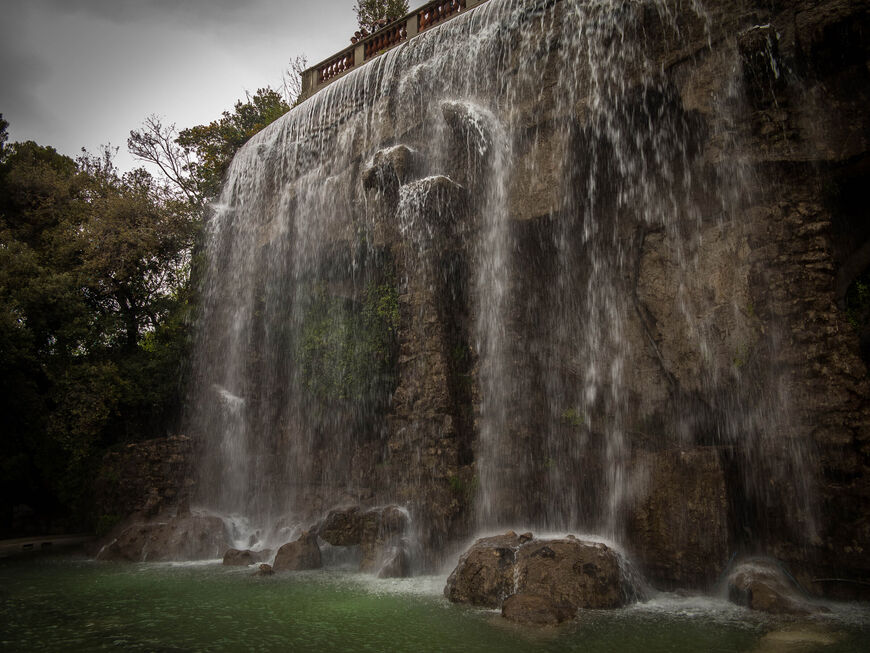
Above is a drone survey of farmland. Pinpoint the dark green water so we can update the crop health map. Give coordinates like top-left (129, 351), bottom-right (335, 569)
top-left (1, 557), bottom-right (867, 652)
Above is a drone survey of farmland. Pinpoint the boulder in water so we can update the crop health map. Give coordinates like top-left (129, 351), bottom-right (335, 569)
top-left (726, 558), bottom-right (826, 615)
top-left (444, 532), bottom-right (525, 608)
top-left (222, 548), bottom-right (270, 566)
top-left (96, 513), bottom-right (231, 562)
top-left (445, 532), bottom-right (632, 619)
top-left (273, 531), bottom-right (322, 571)
top-left (516, 538), bottom-right (629, 610)
top-left (256, 563), bottom-right (274, 576)
top-left (319, 507), bottom-right (364, 546)
top-left (316, 505), bottom-right (410, 574)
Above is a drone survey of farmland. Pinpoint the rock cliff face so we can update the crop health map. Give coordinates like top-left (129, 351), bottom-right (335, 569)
top-left (169, 0), bottom-right (870, 597)
top-left (93, 435), bottom-right (195, 532)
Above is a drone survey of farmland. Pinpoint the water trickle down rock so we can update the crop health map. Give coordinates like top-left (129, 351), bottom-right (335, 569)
top-left (445, 531), bottom-right (633, 624)
top-left (174, 0), bottom-right (870, 596)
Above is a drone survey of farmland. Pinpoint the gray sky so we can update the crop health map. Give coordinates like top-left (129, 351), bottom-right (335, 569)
top-left (0, 0), bottom-right (358, 170)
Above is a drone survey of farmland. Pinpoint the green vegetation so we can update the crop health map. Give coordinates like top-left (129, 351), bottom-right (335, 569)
top-left (560, 408), bottom-right (585, 427)
top-left (298, 278), bottom-right (400, 406)
top-left (128, 88), bottom-right (291, 205)
top-left (354, 0), bottom-right (410, 32)
top-left (845, 276), bottom-right (870, 330)
top-left (0, 81), bottom-right (294, 536)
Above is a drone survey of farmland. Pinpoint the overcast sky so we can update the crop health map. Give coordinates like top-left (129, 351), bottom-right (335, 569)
top-left (0, 0), bottom-right (358, 170)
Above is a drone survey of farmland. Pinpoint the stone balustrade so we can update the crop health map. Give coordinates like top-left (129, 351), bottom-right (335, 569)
top-left (302, 0), bottom-right (488, 99)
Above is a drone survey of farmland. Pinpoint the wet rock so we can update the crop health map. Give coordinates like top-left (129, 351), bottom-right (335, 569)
top-left (256, 564), bottom-right (274, 576)
top-left (377, 545), bottom-right (411, 579)
top-left (96, 513), bottom-right (230, 562)
top-left (222, 548), bottom-right (270, 566)
top-left (445, 532), bottom-right (631, 615)
top-left (94, 435), bottom-right (194, 524)
top-left (362, 145), bottom-right (420, 195)
top-left (316, 505), bottom-right (411, 573)
top-left (501, 593), bottom-right (574, 626)
top-left (400, 176), bottom-right (468, 228)
top-left (319, 507), bottom-right (363, 546)
top-left (516, 538), bottom-right (629, 610)
top-left (440, 100), bottom-right (495, 191)
top-left (727, 559), bottom-right (825, 615)
top-left (626, 448), bottom-right (729, 589)
top-left (223, 548), bottom-right (255, 566)
top-left (444, 532), bottom-right (525, 608)
top-left (273, 531), bottom-right (322, 571)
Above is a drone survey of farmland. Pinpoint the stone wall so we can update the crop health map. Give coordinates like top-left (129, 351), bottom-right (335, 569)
top-left (107, 0), bottom-right (870, 597)
top-left (93, 435), bottom-right (194, 533)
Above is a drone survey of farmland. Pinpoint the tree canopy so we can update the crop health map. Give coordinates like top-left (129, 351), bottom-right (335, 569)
top-left (354, 0), bottom-right (410, 32)
top-left (0, 83), bottom-right (291, 536)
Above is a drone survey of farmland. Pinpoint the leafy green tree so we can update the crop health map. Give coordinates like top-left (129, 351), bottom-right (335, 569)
top-left (0, 136), bottom-right (197, 534)
top-left (354, 0), bottom-right (409, 32)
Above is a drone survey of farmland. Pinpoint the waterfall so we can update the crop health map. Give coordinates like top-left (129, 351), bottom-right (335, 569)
top-left (187, 0), bottom-right (815, 566)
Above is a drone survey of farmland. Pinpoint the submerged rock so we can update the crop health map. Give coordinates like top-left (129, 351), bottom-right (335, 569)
top-left (726, 558), bottom-right (826, 616)
top-left (273, 531), bottom-right (322, 571)
top-left (445, 531), bottom-right (631, 619)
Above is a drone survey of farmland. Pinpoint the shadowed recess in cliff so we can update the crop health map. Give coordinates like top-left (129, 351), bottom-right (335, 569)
top-left (186, 0), bottom-right (818, 573)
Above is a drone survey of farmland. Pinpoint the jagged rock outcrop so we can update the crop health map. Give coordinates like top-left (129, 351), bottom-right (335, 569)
top-left (445, 532), bottom-right (632, 622)
top-left (444, 532), bottom-right (528, 607)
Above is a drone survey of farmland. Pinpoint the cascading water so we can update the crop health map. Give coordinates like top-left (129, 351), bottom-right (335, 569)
top-left (188, 0), bottom-right (815, 569)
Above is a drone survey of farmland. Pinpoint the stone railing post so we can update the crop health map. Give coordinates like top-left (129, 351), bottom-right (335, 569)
top-left (407, 13), bottom-right (419, 38)
top-left (302, 69), bottom-right (318, 98)
top-left (354, 43), bottom-right (365, 67)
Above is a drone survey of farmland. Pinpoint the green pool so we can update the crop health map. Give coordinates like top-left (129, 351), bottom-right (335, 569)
top-left (1, 557), bottom-right (867, 652)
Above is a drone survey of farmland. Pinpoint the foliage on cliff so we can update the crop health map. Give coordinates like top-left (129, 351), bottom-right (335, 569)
top-left (298, 278), bottom-right (400, 407)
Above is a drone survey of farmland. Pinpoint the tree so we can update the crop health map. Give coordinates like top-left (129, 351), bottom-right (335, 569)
top-left (282, 55), bottom-right (309, 107)
top-left (354, 0), bottom-right (409, 32)
top-left (129, 87), bottom-right (291, 202)
top-left (0, 134), bottom-right (197, 535)
top-left (0, 114), bottom-right (8, 159)
top-left (127, 116), bottom-right (203, 206)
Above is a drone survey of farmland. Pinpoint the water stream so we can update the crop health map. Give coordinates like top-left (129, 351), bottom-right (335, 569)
top-left (188, 0), bottom-right (813, 565)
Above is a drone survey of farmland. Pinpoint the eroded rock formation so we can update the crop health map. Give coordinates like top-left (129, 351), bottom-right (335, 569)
top-left (445, 532), bottom-right (633, 623)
